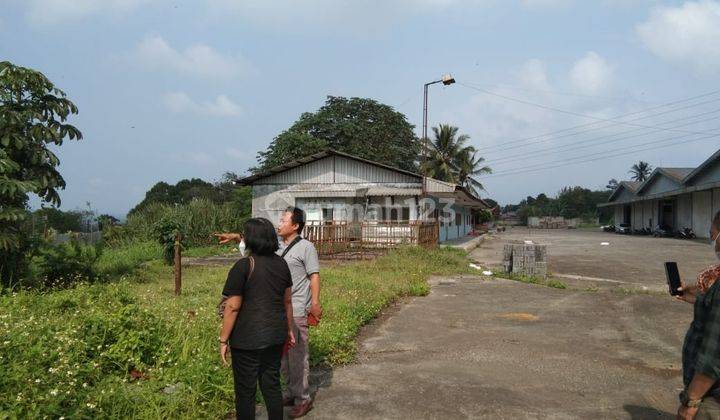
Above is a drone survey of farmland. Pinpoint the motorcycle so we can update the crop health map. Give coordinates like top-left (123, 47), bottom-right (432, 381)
top-left (677, 227), bottom-right (696, 239)
top-left (601, 224), bottom-right (615, 232)
top-left (653, 225), bottom-right (672, 238)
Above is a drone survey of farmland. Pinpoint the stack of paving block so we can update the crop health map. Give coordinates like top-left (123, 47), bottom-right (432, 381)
top-left (502, 243), bottom-right (547, 279)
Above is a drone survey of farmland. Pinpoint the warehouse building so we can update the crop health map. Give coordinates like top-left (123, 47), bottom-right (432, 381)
top-left (598, 149), bottom-right (720, 239)
top-left (235, 149), bottom-right (489, 244)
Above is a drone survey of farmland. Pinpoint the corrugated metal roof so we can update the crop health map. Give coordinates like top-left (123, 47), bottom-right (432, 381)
top-left (236, 149), bottom-right (422, 185)
top-left (623, 181), bottom-right (642, 192)
top-left (659, 167), bottom-right (694, 182)
top-left (365, 187), bottom-right (422, 196)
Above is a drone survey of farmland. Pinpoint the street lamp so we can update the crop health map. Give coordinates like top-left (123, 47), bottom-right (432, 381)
top-left (422, 73), bottom-right (455, 161)
top-left (421, 73), bottom-right (455, 200)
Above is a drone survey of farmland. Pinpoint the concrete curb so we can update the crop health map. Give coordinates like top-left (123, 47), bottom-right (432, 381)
top-left (440, 234), bottom-right (485, 252)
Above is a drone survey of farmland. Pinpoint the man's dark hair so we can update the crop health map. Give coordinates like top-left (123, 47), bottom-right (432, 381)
top-left (286, 206), bottom-right (306, 235)
top-left (714, 210), bottom-right (720, 232)
top-left (243, 217), bottom-right (279, 255)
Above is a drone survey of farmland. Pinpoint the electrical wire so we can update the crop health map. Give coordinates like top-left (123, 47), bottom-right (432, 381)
top-left (487, 109), bottom-right (720, 167)
top-left (480, 96), bottom-right (720, 158)
top-left (479, 131), bottom-right (720, 179)
top-left (457, 83), bottom-right (720, 152)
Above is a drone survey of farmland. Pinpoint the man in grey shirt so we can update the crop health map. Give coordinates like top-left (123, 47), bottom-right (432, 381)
top-left (276, 207), bottom-right (321, 418)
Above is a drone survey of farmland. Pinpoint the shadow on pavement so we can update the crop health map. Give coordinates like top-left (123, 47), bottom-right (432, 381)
top-left (624, 404), bottom-right (675, 419)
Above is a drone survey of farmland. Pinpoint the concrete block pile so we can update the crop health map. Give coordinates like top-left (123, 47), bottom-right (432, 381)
top-left (502, 243), bottom-right (548, 279)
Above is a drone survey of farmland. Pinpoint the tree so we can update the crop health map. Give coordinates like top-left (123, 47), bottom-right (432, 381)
top-left (420, 124), bottom-right (491, 196)
top-left (32, 207), bottom-right (83, 232)
top-left (255, 96), bottom-right (420, 172)
top-left (455, 149), bottom-right (492, 197)
top-left (629, 161), bottom-right (652, 182)
top-left (0, 61), bottom-right (82, 286)
top-left (421, 124), bottom-right (470, 182)
top-left (606, 178), bottom-right (619, 190)
top-left (129, 178), bottom-right (224, 216)
top-left (97, 214), bottom-right (119, 231)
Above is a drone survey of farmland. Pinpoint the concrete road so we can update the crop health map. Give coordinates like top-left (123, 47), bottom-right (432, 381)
top-left (308, 276), bottom-right (691, 419)
top-left (471, 228), bottom-right (717, 291)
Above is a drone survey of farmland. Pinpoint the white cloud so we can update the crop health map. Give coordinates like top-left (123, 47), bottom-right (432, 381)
top-left (163, 92), bottom-right (242, 117)
top-left (569, 52), bottom-right (614, 94)
top-left (132, 35), bottom-right (251, 80)
top-left (636, 0), bottom-right (720, 74)
top-left (516, 59), bottom-right (551, 90)
top-left (25, 0), bottom-right (148, 25)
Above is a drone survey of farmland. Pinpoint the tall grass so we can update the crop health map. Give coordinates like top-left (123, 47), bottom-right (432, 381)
top-left (94, 241), bottom-right (162, 278)
top-left (124, 199), bottom-right (248, 246)
top-left (0, 246), bottom-right (471, 419)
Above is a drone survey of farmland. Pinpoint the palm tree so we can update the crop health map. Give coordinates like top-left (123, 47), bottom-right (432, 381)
top-left (456, 149), bottom-right (492, 197)
top-left (420, 124), bottom-right (470, 182)
top-left (420, 124), bottom-right (491, 196)
top-left (629, 161), bottom-right (652, 182)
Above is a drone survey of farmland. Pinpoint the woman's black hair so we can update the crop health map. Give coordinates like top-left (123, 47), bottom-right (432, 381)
top-left (243, 217), bottom-right (279, 256)
top-left (714, 210), bottom-right (720, 232)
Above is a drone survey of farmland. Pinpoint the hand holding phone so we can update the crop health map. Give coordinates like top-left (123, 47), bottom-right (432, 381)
top-left (665, 262), bottom-right (683, 296)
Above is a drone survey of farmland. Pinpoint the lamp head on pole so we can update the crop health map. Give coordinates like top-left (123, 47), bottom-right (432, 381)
top-left (441, 73), bottom-right (456, 86)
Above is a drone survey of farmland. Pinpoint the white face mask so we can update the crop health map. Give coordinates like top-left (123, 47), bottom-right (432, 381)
top-left (238, 240), bottom-right (246, 256)
top-left (712, 233), bottom-right (720, 260)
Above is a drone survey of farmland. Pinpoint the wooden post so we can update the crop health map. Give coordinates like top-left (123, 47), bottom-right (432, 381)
top-left (174, 232), bottom-right (182, 296)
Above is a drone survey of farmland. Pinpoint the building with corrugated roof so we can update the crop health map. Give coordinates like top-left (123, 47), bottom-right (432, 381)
top-left (598, 149), bottom-right (720, 238)
top-left (235, 149), bottom-right (489, 244)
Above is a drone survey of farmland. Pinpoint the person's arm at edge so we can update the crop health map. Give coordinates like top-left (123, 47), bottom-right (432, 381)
top-left (679, 291), bottom-right (720, 419)
top-left (284, 287), bottom-right (296, 347)
top-left (214, 233), bottom-right (242, 244)
top-left (219, 295), bottom-right (242, 366)
top-left (310, 272), bottom-right (322, 319)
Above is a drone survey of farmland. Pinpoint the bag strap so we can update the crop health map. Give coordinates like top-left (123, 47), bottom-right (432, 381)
top-left (280, 236), bottom-right (303, 258)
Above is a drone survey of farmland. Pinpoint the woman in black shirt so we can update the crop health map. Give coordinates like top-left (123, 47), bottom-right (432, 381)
top-left (219, 218), bottom-right (295, 420)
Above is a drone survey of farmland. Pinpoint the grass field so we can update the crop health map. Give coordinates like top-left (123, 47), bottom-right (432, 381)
top-left (0, 246), bottom-right (472, 419)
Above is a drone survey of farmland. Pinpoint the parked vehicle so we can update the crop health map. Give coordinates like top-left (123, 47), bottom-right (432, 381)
top-left (634, 227), bottom-right (652, 235)
top-left (677, 227), bottom-right (696, 239)
top-left (600, 224), bottom-right (615, 232)
top-left (653, 225), bottom-right (673, 238)
top-left (616, 223), bottom-right (631, 234)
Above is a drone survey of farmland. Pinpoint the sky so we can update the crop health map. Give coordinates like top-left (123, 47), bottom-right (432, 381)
top-left (3, 0), bottom-right (720, 216)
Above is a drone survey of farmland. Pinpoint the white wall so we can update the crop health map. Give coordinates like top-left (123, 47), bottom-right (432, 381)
top-left (642, 200), bottom-right (656, 229)
top-left (692, 191), bottom-right (712, 238)
top-left (613, 206), bottom-right (623, 225)
top-left (677, 193), bottom-right (693, 231)
top-left (632, 202), bottom-right (643, 229)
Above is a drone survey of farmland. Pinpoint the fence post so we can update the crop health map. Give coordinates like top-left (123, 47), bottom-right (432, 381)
top-left (174, 233), bottom-right (182, 296)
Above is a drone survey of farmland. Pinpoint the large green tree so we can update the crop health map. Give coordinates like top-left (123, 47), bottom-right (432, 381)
top-left (128, 174), bottom-right (252, 220)
top-left (0, 61), bottom-right (82, 286)
top-left (129, 178), bottom-right (223, 216)
top-left (255, 96), bottom-right (420, 172)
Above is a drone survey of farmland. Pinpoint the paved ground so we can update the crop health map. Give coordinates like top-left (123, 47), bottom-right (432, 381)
top-left (471, 227), bottom-right (717, 291)
top-left (308, 276), bottom-right (691, 419)
top-left (302, 229), bottom-right (720, 419)
top-left (248, 229), bottom-right (719, 419)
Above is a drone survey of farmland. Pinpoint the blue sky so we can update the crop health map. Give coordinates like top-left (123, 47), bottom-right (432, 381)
top-left (3, 0), bottom-right (720, 216)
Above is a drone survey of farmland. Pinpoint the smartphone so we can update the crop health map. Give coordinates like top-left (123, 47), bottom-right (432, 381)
top-left (665, 262), bottom-right (683, 296)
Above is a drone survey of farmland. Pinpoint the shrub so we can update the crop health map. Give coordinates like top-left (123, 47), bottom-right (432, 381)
top-left (35, 238), bottom-right (101, 288)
